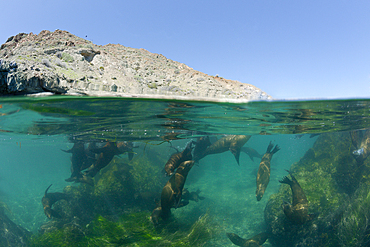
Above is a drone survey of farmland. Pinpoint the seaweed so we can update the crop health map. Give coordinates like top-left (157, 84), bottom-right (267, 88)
top-left (30, 211), bottom-right (215, 246)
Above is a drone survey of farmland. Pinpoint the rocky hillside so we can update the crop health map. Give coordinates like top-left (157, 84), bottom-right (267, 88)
top-left (0, 30), bottom-right (271, 101)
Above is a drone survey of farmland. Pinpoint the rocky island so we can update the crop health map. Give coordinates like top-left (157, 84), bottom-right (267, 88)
top-left (0, 30), bottom-right (271, 101)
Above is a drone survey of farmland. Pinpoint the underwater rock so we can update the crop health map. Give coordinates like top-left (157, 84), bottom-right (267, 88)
top-left (263, 132), bottom-right (363, 247)
top-left (0, 208), bottom-right (30, 247)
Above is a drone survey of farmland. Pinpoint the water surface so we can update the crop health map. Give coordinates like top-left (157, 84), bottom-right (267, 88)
top-left (0, 96), bottom-right (369, 246)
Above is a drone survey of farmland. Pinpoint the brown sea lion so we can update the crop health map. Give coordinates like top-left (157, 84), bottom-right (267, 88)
top-left (350, 129), bottom-right (370, 164)
top-left (193, 136), bottom-right (212, 162)
top-left (240, 146), bottom-right (263, 162)
top-left (201, 135), bottom-right (251, 165)
top-left (182, 188), bottom-right (205, 202)
top-left (164, 141), bottom-right (193, 176)
top-left (160, 160), bottom-right (195, 220)
top-left (279, 170), bottom-right (314, 224)
top-left (226, 232), bottom-right (269, 247)
top-left (117, 141), bottom-right (136, 161)
top-left (62, 142), bottom-right (87, 182)
top-left (256, 141), bottom-right (280, 201)
top-left (42, 184), bottom-right (69, 219)
top-left (84, 141), bottom-right (126, 177)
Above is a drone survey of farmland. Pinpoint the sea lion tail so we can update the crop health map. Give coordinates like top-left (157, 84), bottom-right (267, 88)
top-left (226, 233), bottom-right (247, 247)
top-left (45, 184), bottom-right (53, 195)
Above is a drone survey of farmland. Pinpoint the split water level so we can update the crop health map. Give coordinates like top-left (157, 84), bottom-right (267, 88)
top-left (0, 96), bottom-right (370, 247)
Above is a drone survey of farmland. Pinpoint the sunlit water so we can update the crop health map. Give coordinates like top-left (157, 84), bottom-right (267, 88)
top-left (0, 96), bottom-right (369, 246)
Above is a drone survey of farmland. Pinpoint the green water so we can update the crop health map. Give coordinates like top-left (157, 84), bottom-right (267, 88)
top-left (0, 96), bottom-right (370, 246)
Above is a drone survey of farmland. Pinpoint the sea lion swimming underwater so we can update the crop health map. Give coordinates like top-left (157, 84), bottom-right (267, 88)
top-left (164, 141), bottom-right (193, 176)
top-left (279, 170), bottom-right (314, 224)
top-left (152, 160), bottom-right (195, 224)
top-left (84, 141), bottom-right (130, 178)
top-left (240, 146), bottom-right (263, 162)
top-left (256, 141), bottom-right (280, 201)
top-left (350, 129), bottom-right (370, 164)
top-left (42, 184), bottom-right (69, 219)
top-left (62, 142), bottom-right (91, 182)
top-left (192, 136), bottom-right (212, 162)
top-left (182, 188), bottom-right (205, 202)
top-left (200, 135), bottom-right (251, 165)
top-left (226, 232), bottom-right (269, 247)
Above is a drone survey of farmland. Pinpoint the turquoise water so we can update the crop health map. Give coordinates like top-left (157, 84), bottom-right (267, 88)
top-left (0, 96), bottom-right (370, 246)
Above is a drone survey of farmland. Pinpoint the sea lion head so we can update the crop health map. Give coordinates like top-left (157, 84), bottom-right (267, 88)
top-left (43, 206), bottom-right (53, 219)
top-left (150, 206), bottom-right (162, 226)
top-left (177, 160), bottom-right (195, 175)
top-left (281, 201), bottom-right (293, 217)
top-left (256, 185), bottom-right (265, 201)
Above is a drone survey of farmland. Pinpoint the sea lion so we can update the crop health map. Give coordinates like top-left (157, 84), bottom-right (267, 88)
top-left (279, 170), bottom-right (314, 224)
top-left (164, 141), bottom-right (193, 176)
top-left (182, 188), bottom-right (205, 202)
top-left (62, 142), bottom-right (87, 182)
top-left (84, 141), bottom-right (126, 177)
top-left (42, 184), bottom-right (69, 219)
top-left (201, 135), bottom-right (251, 165)
top-left (160, 160), bottom-right (195, 220)
top-left (350, 129), bottom-right (370, 164)
top-left (240, 146), bottom-right (262, 162)
top-left (117, 141), bottom-right (136, 161)
top-left (192, 136), bottom-right (212, 162)
top-left (226, 232), bottom-right (269, 247)
top-left (256, 141), bottom-right (280, 201)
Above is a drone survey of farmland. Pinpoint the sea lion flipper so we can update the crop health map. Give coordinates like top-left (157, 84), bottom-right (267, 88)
top-left (271, 144), bottom-right (280, 154)
top-left (279, 175), bottom-right (292, 185)
top-left (226, 233), bottom-right (247, 247)
top-left (266, 141), bottom-right (274, 153)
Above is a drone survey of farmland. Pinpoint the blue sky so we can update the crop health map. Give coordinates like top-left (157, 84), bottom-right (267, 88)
top-left (1, 0), bottom-right (369, 99)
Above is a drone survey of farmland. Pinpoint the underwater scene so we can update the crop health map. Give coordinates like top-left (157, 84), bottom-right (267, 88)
top-left (1, 96), bottom-right (370, 246)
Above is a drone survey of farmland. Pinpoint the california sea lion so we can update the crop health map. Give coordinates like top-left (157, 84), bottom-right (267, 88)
top-left (84, 141), bottom-right (125, 177)
top-left (164, 142), bottom-right (193, 176)
top-left (256, 141), bottom-right (280, 201)
top-left (350, 129), bottom-right (370, 164)
top-left (240, 146), bottom-right (262, 162)
top-left (117, 141), bottom-right (136, 161)
top-left (160, 160), bottom-right (195, 220)
top-left (42, 184), bottom-right (69, 219)
top-left (182, 188), bottom-right (205, 202)
top-left (201, 135), bottom-right (251, 165)
top-left (279, 170), bottom-right (314, 224)
top-left (193, 136), bottom-right (212, 162)
top-left (226, 232), bottom-right (269, 247)
top-left (62, 142), bottom-right (87, 182)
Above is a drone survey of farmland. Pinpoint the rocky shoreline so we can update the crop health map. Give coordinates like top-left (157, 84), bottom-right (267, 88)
top-left (0, 30), bottom-right (271, 102)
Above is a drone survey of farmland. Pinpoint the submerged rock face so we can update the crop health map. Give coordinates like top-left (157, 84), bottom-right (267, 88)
top-left (0, 209), bottom-right (30, 247)
top-left (264, 132), bottom-right (370, 247)
top-left (0, 30), bottom-right (271, 101)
